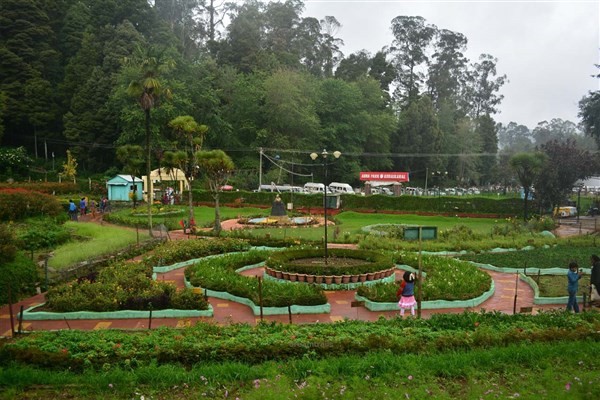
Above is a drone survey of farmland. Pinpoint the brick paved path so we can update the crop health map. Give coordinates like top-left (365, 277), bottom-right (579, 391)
top-left (0, 220), bottom-right (573, 337)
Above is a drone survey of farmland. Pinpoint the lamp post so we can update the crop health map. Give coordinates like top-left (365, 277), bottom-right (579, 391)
top-left (310, 149), bottom-right (341, 263)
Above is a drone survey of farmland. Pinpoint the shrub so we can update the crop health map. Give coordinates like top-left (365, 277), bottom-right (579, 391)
top-left (45, 262), bottom-right (208, 312)
top-left (0, 252), bottom-right (39, 305)
top-left (0, 189), bottom-right (63, 221)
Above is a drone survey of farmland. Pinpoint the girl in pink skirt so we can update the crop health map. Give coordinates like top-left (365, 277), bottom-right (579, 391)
top-left (396, 271), bottom-right (416, 317)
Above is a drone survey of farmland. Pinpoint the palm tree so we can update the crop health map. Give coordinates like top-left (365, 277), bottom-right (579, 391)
top-left (168, 116), bottom-right (208, 225)
top-left (124, 46), bottom-right (174, 235)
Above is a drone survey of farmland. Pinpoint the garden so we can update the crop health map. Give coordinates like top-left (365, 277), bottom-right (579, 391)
top-left (2, 187), bottom-right (600, 399)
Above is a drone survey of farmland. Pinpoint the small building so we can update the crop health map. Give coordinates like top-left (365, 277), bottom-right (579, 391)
top-left (142, 168), bottom-right (188, 202)
top-left (106, 175), bottom-right (143, 201)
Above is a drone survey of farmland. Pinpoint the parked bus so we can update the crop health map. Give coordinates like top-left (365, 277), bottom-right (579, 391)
top-left (304, 182), bottom-right (325, 193)
top-left (328, 182), bottom-right (354, 194)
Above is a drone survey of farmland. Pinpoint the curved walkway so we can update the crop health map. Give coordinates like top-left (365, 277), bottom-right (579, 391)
top-left (0, 220), bottom-right (573, 337)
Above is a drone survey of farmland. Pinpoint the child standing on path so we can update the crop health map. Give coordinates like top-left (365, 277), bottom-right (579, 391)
top-left (397, 271), bottom-right (417, 317)
top-left (567, 261), bottom-right (583, 313)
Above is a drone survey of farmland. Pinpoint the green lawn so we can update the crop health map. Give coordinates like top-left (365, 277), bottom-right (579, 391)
top-left (48, 222), bottom-right (150, 270)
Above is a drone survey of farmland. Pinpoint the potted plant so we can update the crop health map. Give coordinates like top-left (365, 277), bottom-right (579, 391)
top-left (333, 275), bottom-right (343, 284)
top-left (342, 275), bottom-right (351, 284)
top-left (324, 275), bottom-right (333, 285)
top-left (306, 274), bottom-right (315, 284)
top-left (350, 274), bottom-right (359, 283)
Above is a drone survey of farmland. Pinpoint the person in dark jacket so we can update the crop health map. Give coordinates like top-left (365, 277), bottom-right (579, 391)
top-left (567, 261), bottom-right (583, 313)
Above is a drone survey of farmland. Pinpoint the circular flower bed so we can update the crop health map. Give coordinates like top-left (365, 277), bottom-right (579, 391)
top-left (265, 248), bottom-right (395, 284)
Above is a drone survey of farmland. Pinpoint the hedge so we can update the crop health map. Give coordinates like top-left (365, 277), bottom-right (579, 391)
top-left (0, 188), bottom-right (64, 221)
top-left (0, 252), bottom-right (39, 305)
top-left (189, 190), bottom-right (524, 216)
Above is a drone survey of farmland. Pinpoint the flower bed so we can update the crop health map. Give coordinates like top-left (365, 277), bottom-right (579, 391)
top-left (356, 252), bottom-right (491, 303)
top-left (185, 250), bottom-right (327, 308)
top-left (43, 262), bottom-right (208, 313)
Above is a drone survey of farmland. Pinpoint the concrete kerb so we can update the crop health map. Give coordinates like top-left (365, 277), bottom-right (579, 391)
top-left (471, 262), bottom-right (590, 305)
top-left (20, 304), bottom-right (214, 320)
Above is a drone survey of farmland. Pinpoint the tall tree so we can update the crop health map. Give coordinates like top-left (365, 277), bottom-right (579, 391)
top-left (390, 16), bottom-right (437, 107)
top-left (124, 45), bottom-right (175, 235)
top-left (532, 118), bottom-right (585, 146)
top-left (534, 139), bottom-right (598, 212)
top-left (196, 149), bottom-right (234, 234)
top-left (477, 114), bottom-right (498, 185)
top-left (464, 54), bottom-right (506, 119)
top-left (497, 122), bottom-right (533, 152)
top-left (427, 29), bottom-right (468, 110)
top-left (579, 88), bottom-right (600, 147)
top-left (392, 95), bottom-right (441, 178)
top-left (509, 152), bottom-right (546, 220)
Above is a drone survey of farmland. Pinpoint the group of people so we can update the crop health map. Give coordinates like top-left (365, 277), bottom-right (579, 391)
top-left (395, 254), bottom-right (600, 317)
top-left (67, 197), bottom-right (110, 221)
top-left (567, 254), bottom-right (600, 313)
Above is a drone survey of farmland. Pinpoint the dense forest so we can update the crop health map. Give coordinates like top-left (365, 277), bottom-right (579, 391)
top-left (0, 0), bottom-right (597, 189)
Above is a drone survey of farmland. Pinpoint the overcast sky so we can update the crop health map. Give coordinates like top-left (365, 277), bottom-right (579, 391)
top-left (303, 0), bottom-right (600, 129)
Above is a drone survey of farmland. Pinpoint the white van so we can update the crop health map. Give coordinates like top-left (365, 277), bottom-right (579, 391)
top-left (328, 182), bottom-right (354, 194)
top-left (304, 182), bottom-right (325, 193)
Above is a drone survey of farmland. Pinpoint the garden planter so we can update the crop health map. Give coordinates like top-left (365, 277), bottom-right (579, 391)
top-left (359, 274), bottom-right (368, 282)
top-left (315, 275), bottom-right (324, 284)
top-left (333, 275), bottom-right (343, 284)
top-left (275, 271), bottom-right (283, 279)
top-left (282, 272), bottom-right (290, 280)
top-left (350, 275), bottom-right (359, 283)
top-left (366, 273), bottom-right (375, 281)
top-left (324, 275), bottom-right (334, 285)
top-left (289, 273), bottom-right (298, 282)
top-left (297, 274), bottom-right (307, 283)
top-left (306, 274), bottom-right (315, 284)
top-left (374, 272), bottom-right (383, 280)
top-left (342, 275), bottom-right (351, 284)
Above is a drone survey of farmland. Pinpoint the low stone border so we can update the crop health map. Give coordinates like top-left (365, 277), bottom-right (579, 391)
top-left (354, 279), bottom-right (496, 312)
top-left (20, 304), bottom-right (214, 320)
top-left (199, 287), bottom-right (330, 316)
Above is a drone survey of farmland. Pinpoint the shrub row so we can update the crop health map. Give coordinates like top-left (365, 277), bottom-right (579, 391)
top-left (185, 250), bottom-right (327, 307)
top-left (142, 237), bottom-right (251, 268)
top-left (0, 189), bottom-right (64, 221)
top-left (45, 262), bottom-right (207, 312)
top-left (2, 311), bottom-right (598, 369)
top-left (189, 190), bottom-right (524, 216)
top-left (265, 248), bottom-right (393, 276)
top-left (356, 252), bottom-right (492, 302)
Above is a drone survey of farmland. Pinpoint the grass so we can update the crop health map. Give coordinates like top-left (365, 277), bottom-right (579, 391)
top-left (47, 222), bottom-right (150, 270)
top-left (107, 206), bottom-right (510, 244)
top-left (1, 341), bottom-right (599, 399)
top-left (528, 274), bottom-right (591, 297)
top-left (459, 243), bottom-right (599, 269)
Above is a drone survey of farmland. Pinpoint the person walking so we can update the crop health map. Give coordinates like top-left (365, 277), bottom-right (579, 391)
top-left (68, 199), bottom-right (78, 221)
top-left (567, 261), bottom-right (583, 313)
top-left (396, 271), bottom-right (417, 317)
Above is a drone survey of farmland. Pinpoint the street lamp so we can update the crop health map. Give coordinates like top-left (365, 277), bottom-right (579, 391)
top-left (310, 149), bottom-right (341, 263)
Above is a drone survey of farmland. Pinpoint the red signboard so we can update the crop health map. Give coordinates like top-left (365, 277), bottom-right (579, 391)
top-left (359, 172), bottom-right (410, 182)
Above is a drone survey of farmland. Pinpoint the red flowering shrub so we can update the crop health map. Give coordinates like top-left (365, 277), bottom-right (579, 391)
top-left (0, 182), bottom-right (78, 194)
top-left (0, 188), bottom-right (63, 221)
